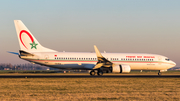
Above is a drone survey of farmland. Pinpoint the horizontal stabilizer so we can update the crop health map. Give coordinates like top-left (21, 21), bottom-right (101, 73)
top-left (7, 51), bottom-right (19, 55)
top-left (19, 50), bottom-right (34, 56)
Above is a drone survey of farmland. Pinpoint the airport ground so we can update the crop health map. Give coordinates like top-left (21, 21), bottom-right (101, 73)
top-left (0, 71), bottom-right (180, 100)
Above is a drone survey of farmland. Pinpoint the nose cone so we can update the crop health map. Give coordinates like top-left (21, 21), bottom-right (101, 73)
top-left (171, 61), bottom-right (176, 67)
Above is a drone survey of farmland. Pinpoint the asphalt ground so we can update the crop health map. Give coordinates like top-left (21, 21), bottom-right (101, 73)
top-left (0, 74), bottom-right (180, 78)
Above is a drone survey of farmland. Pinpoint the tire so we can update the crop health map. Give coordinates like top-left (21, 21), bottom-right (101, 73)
top-left (90, 70), bottom-right (95, 76)
top-left (97, 71), bottom-right (103, 76)
top-left (158, 72), bottom-right (161, 76)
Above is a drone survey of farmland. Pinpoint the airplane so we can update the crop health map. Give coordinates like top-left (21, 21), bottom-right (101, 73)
top-left (9, 20), bottom-right (176, 76)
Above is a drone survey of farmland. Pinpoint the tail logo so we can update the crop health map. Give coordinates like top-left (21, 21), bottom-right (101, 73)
top-left (19, 30), bottom-right (38, 49)
top-left (30, 41), bottom-right (38, 49)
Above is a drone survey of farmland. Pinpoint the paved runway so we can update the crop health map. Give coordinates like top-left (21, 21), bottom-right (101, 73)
top-left (0, 75), bottom-right (180, 78)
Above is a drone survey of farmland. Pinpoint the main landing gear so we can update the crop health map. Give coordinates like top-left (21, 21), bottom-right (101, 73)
top-left (90, 69), bottom-right (103, 76)
top-left (90, 70), bottom-right (95, 76)
top-left (97, 70), bottom-right (103, 76)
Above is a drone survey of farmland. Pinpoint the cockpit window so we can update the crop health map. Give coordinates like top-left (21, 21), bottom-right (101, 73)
top-left (165, 58), bottom-right (170, 61)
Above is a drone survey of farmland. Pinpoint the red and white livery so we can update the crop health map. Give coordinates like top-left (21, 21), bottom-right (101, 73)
top-left (10, 20), bottom-right (176, 76)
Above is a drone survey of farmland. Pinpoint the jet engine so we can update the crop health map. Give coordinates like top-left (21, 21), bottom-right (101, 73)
top-left (111, 64), bottom-right (131, 73)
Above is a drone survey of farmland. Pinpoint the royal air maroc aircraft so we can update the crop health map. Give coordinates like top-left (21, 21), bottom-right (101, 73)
top-left (9, 20), bottom-right (176, 76)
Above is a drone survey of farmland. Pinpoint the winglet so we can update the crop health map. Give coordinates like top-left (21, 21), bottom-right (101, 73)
top-left (93, 45), bottom-right (112, 70)
top-left (94, 45), bottom-right (103, 58)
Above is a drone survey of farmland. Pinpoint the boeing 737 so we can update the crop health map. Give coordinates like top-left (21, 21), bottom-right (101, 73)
top-left (9, 20), bottom-right (176, 76)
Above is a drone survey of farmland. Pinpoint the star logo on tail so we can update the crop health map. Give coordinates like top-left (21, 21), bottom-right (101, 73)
top-left (30, 41), bottom-right (38, 49)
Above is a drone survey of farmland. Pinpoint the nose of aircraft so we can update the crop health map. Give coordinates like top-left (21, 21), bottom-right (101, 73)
top-left (171, 61), bottom-right (176, 67)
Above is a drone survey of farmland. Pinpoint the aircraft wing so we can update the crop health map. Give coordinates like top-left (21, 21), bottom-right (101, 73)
top-left (93, 45), bottom-right (112, 69)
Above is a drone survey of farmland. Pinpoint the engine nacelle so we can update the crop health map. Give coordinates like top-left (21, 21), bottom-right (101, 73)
top-left (112, 64), bottom-right (131, 73)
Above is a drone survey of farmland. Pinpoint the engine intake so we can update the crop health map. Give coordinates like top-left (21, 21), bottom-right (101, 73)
top-left (112, 64), bottom-right (131, 73)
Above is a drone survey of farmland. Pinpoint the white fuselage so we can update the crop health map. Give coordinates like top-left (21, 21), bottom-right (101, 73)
top-left (20, 52), bottom-right (176, 70)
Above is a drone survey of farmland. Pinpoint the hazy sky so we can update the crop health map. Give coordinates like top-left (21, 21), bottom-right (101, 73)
top-left (0, 0), bottom-right (180, 66)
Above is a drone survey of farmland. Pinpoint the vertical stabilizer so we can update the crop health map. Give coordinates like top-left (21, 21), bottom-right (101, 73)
top-left (14, 20), bottom-right (57, 52)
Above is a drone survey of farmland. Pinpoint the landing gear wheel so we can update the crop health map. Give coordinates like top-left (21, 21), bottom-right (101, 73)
top-left (97, 71), bottom-right (103, 76)
top-left (106, 70), bottom-right (109, 73)
top-left (158, 72), bottom-right (161, 76)
top-left (90, 70), bottom-right (95, 76)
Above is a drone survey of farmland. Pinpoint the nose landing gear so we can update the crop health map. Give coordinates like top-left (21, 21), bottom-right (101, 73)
top-left (158, 72), bottom-right (161, 76)
top-left (158, 70), bottom-right (161, 76)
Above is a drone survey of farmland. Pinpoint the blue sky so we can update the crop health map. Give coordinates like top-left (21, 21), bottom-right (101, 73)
top-left (0, 0), bottom-right (180, 66)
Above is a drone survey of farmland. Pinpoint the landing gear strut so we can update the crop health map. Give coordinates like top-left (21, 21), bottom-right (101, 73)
top-left (97, 68), bottom-right (103, 76)
top-left (97, 70), bottom-right (103, 76)
top-left (158, 71), bottom-right (161, 76)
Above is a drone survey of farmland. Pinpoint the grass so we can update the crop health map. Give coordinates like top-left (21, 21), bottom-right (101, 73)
top-left (0, 76), bottom-right (180, 100)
